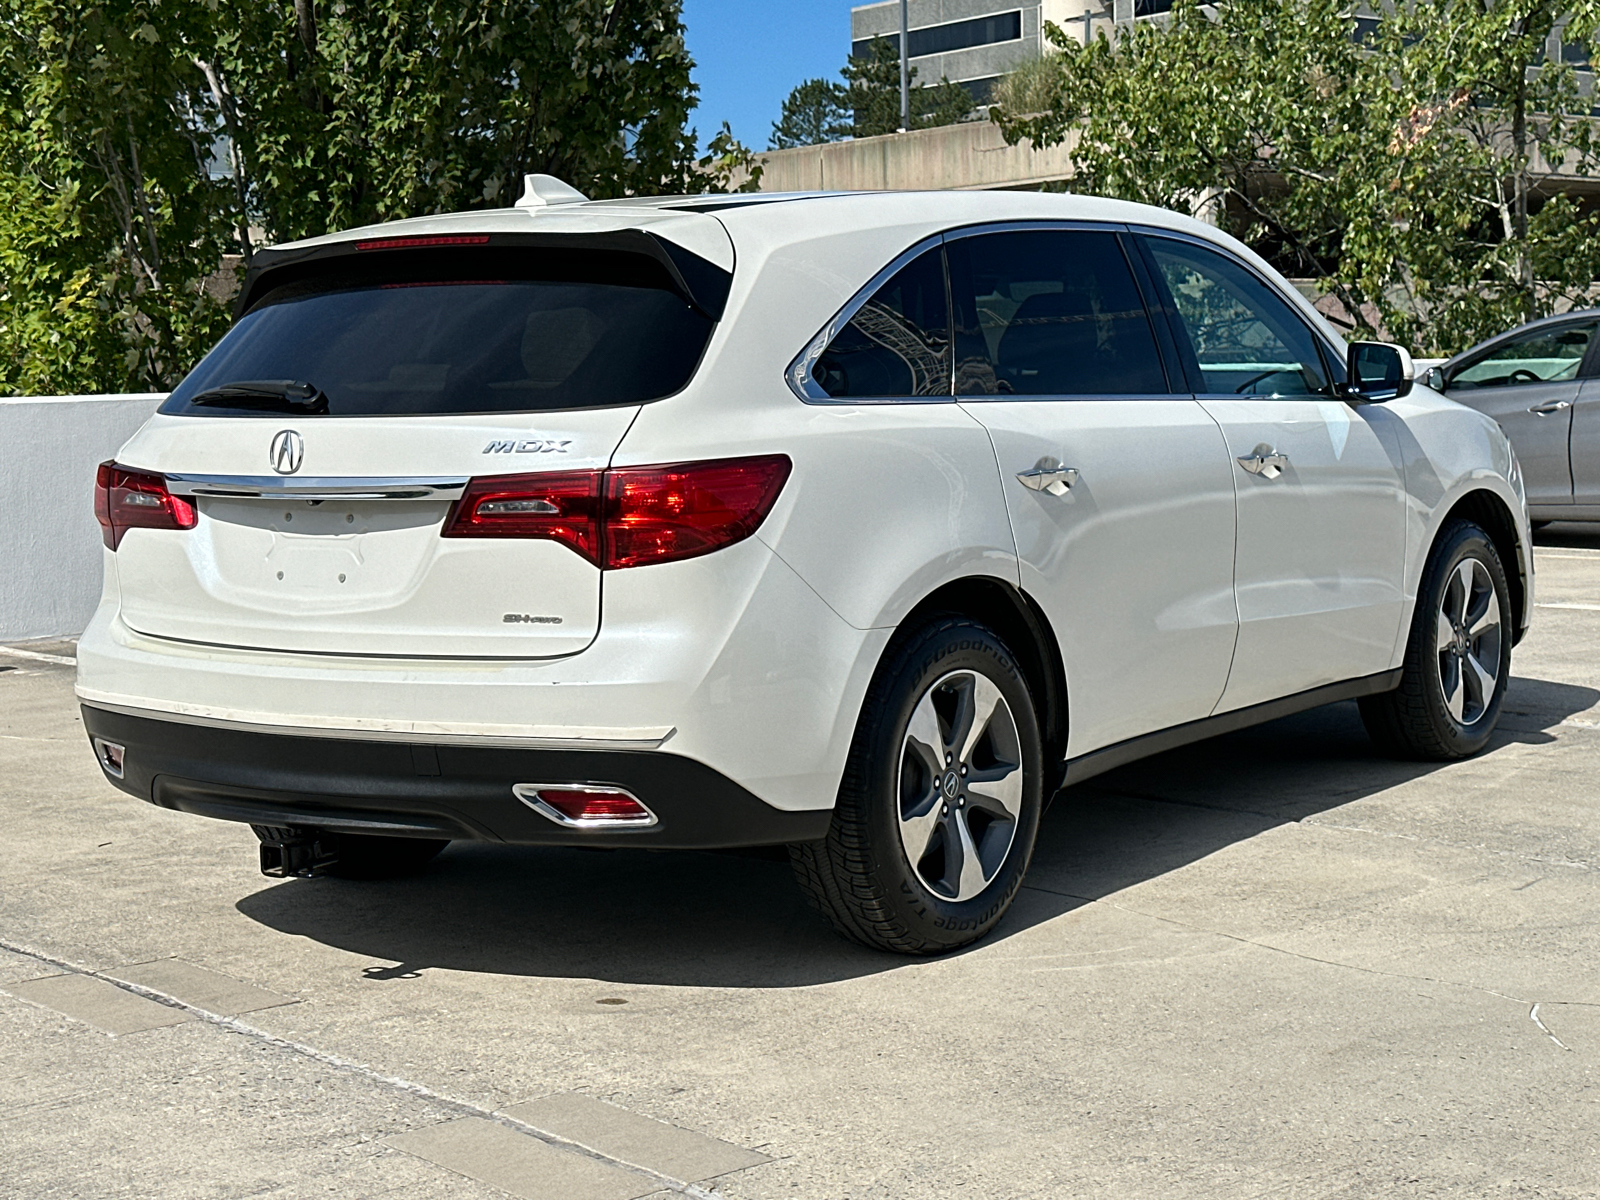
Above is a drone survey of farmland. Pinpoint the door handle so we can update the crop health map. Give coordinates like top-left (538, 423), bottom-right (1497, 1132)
top-left (1016, 458), bottom-right (1079, 496)
top-left (1528, 400), bottom-right (1572, 415)
top-left (1237, 446), bottom-right (1289, 479)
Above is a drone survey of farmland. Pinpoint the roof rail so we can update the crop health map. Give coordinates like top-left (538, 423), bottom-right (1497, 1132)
top-left (514, 174), bottom-right (589, 208)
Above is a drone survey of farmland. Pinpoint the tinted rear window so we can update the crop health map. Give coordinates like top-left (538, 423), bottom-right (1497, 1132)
top-left (161, 247), bottom-right (715, 417)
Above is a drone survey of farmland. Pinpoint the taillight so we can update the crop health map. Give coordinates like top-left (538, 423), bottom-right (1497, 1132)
top-left (94, 462), bottom-right (197, 551)
top-left (442, 471), bottom-right (604, 564)
top-left (443, 455), bottom-right (791, 570)
top-left (606, 455), bottom-right (791, 569)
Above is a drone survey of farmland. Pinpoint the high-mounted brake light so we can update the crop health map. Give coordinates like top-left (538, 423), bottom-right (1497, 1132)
top-left (443, 455), bottom-right (791, 570)
top-left (94, 462), bottom-right (197, 551)
top-left (355, 235), bottom-right (491, 251)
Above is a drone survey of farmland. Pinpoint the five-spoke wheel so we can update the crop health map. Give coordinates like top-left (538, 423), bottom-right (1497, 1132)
top-left (1361, 519), bottom-right (1512, 760)
top-left (897, 671), bottom-right (1024, 903)
top-left (1435, 556), bottom-right (1502, 727)
top-left (790, 617), bottom-right (1044, 954)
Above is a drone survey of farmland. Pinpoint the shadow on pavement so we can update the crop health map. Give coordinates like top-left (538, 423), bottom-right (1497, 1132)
top-left (1534, 522), bottom-right (1600, 549)
top-left (235, 676), bottom-right (1598, 988)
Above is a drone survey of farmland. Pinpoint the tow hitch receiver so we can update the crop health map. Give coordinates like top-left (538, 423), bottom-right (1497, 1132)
top-left (255, 825), bottom-right (340, 878)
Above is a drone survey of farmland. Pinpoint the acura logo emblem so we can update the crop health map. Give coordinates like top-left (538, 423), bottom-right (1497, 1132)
top-left (270, 429), bottom-right (304, 475)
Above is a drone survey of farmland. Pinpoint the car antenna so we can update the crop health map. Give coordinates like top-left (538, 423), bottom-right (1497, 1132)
top-left (514, 174), bottom-right (589, 208)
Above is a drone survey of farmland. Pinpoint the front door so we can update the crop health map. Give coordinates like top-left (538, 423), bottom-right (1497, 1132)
top-left (947, 227), bottom-right (1239, 757)
top-left (1444, 319), bottom-right (1597, 510)
top-left (1140, 233), bottom-right (1408, 713)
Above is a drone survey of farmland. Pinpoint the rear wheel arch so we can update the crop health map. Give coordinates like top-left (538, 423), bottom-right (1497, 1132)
top-left (895, 576), bottom-right (1068, 784)
top-left (1438, 489), bottom-right (1526, 642)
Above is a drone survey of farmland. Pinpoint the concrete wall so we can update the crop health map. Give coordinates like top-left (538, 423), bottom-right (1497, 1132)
top-left (753, 119), bottom-right (1080, 192)
top-left (1, 394), bottom-right (165, 640)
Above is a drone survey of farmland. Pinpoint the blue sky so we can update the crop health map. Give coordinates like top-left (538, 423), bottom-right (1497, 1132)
top-left (682, 0), bottom-right (861, 151)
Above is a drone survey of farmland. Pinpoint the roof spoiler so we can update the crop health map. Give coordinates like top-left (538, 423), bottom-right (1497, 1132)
top-left (233, 228), bottom-right (733, 322)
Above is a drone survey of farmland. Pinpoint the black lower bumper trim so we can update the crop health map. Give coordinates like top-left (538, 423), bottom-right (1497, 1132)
top-left (81, 706), bottom-right (833, 849)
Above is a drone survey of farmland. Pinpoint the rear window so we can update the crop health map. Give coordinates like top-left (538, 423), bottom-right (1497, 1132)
top-left (160, 247), bottom-right (716, 417)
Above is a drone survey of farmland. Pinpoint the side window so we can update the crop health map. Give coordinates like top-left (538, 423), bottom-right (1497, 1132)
top-left (1145, 236), bottom-right (1332, 398)
top-left (947, 229), bottom-right (1170, 396)
top-left (814, 246), bottom-right (950, 398)
top-left (1448, 322), bottom-right (1598, 390)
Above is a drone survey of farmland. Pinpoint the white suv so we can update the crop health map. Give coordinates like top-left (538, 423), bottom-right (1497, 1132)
top-left (77, 183), bottom-right (1532, 954)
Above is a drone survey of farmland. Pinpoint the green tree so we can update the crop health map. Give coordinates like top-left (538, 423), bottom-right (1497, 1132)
top-left (770, 77), bottom-right (850, 149)
top-left (992, 0), bottom-right (1600, 355)
top-left (0, 0), bottom-right (708, 395)
top-left (846, 36), bottom-right (973, 138)
top-left (0, 0), bottom-right (234, 395)
top-left (201, 0), bottom-right (701, 250)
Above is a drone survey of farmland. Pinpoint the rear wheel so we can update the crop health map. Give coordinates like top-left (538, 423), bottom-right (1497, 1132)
top-left (790, 617), bottom-right (1044, 954)
top-left (252, 825), bottom-right (448, 879)
top-left (1359, 519), bottom-right (1511, 760)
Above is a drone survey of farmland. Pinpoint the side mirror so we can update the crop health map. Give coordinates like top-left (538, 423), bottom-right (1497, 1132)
top-left (1423, 366), bottom-right (1445, 392)
top-left (1342, 341), bottom-right (1414, 404)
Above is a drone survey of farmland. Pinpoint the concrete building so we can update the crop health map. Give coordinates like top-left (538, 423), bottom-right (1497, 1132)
top-left (849, 1), bottom-right (1117, 105)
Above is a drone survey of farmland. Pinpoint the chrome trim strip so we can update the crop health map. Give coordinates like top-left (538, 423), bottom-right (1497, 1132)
top-left (513, 782), bottom-right (660, 830)
top-left (77, 699), bottom-right (675, 752)
top-left (165, 474), bottom-right (469, 500)
top-left (939, 219), bottom-right (1130, 242)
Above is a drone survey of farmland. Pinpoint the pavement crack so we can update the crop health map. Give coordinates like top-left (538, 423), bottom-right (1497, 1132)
top-left (0, 934), bottom-right (723, 1199)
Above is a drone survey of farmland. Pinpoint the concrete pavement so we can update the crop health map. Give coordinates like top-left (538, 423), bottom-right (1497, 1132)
top-left (2, 533), bottom-right (1598, 1198)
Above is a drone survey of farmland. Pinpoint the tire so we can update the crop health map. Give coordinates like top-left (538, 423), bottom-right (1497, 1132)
top-left (252, 824), bottom-right (448, 879)
top-left (1359, 519), bottom-right (1512, 760)
top-left (789, 617), bottom-right (1045, 955)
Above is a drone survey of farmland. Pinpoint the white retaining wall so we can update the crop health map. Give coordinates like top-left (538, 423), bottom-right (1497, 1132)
top-left (1, 394), bottom-right (166, 640)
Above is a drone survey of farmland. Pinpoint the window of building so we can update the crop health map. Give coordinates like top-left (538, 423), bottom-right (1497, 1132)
top-left (852, 12), bottom-right (1023, 62)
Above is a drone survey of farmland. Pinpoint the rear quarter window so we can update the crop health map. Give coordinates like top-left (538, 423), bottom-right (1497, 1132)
top-left (161, 246), bottom-right (716, 417)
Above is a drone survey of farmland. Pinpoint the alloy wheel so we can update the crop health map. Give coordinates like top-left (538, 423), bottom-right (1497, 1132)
top-left (896, 669), bottom-right (1024, 902)
top-left (1436, 556), bottom-right (1502, 727)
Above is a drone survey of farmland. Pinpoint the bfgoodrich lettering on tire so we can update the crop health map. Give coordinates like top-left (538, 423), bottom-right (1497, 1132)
top-left (1359, 519), bottom-right (1512, 760)
top-left (789, 617), bottom-right (1044, 954)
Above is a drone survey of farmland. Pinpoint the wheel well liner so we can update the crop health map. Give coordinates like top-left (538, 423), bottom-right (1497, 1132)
top-left (1441, 489), bottom-right (1527, 644)
top-left (895, 577), bottom-right (1069, 786)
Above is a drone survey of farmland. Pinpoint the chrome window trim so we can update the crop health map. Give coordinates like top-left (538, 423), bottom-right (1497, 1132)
top-left (786, 220), bottom-right (1143, 405)
top-left (956, 393), bottom-right (1186, 404)
top-left (786, 233), bottom-right (949, 404)
top-left (165, 474), bottom-right (469, 500)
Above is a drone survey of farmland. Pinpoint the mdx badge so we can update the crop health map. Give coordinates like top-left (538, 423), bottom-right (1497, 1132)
top-left (483, 438), bottom-right (572, 455)
top-left (270, 429), bottom-right (304, 475)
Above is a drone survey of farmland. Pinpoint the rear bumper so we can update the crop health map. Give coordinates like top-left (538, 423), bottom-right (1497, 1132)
top-left (83, 705), bottom-right (833, 849)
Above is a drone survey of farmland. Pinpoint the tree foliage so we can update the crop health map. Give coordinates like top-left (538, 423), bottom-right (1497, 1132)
top-left (770, 36), bottom-right (974, 149)
top-left (770, 77), bottom-right (851, 150)
top-left (0, 0), bottom-right (704, 395)
top-left (992, 0), bottom-right (1600, 355)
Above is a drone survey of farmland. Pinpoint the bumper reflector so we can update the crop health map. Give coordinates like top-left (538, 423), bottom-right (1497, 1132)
top-left (92, 738), bottom-right (125, 778)
top-left (513, 783), bottom-right (658, 829)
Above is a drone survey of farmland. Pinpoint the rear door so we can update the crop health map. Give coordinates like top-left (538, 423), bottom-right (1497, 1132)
top-left (1443, 319), bottom-right (1597, 509)
top-left (948, 226), bottom-right (1240, 756)
top-left (111, 237), bottom-right (722, 658)
top-left (1138, 232), bottom-right (1407, 711)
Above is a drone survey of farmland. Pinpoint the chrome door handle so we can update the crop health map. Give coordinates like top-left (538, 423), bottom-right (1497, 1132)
top-left (1237, 447), bottom-right (1289, 479)
top-left (1016, 459), bottom-right (1079, 496)
top-left (1529, 400), bottom-right (1572, 414)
